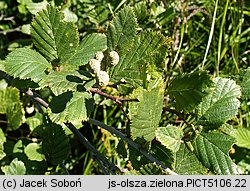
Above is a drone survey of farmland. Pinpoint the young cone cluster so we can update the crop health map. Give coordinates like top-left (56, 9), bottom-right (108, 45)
top-left (88, 50), bottom-right (119, 86)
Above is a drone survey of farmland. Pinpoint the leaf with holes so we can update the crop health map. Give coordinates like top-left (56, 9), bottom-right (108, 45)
top-left (31, 4), bottom-right (79, 63)
top-left (168, 72), bottom-right (212, 112)
top-left (174, 143), bottom-right (207, 174)
top-left (41, 123), bottom-right (69, 165)
top-left (129, 78), bottom-right (164, 141)
top-left (5, 48), bottom-right (50, 83)
top-left (192, 131), bottom-right (238, 175)
top-left (197, 77), bottom-right (241, 129)
top-left (48, 91), bottom-right (94, 124)
top-left (156, 125), bottom-right (184, 152)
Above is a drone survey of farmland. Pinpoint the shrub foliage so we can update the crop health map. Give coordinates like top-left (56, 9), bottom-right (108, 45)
top-left (0, 1), bottom-right (250, 175)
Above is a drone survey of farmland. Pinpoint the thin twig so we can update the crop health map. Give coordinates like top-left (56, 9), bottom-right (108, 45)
top-left (1, 71), bottom-right (175, 174)
top-left (15, 86), bottom-right (120, 175)
top-left (64, 122), bottom-right (119, 175)
top-left (89, 87), bottom-right (138, 120)
top-left (0, 26), bottom-right (22, 35)
top-left (0, 16), bottom-right (15, 21)
top-left (89, 88), bottom-right (138, 105)
top-left (25, 89), bottom-right (49, 108)
top-left (88, 118), bottom-right (178, 175)
top-left (164, 107), bottom-right (191, 126)
top-left (92, 153), bottom-right (109, 175)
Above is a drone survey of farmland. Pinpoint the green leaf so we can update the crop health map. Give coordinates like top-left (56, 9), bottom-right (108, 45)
top-left (116, 139), bottom-right (127, 158)
top-left (237, 68), bottom-right (250, 99)
top-left (48, 91), bottom-right (94, 124)
top-left (109, 31), bottom-right (165, 87)
top-left (1, 158), bottom-right (26, 175)
top-left (0, 128), bottom-right (6, 143)
top-left (168, 72), bottom-right (212, 112)
top-left (0, 143), bottom-right (6, 160)
top-left (219, 124), bottom-right (235, 135)
top-left (0, 87), bottom-right (24, 131)
top-left (31, 4), bottom-right (79, 63)
top-left (25, 160), bottom-right (47, 175)
top-left (126, 163), bottom-right (168, 175)
top-left (192, 131), bottom-right (238, 175)
top-left (41, 123), bottom-right (69, 165)
top-left (234, 128), bottom-right (250, 149)
top-left (39, 70), bottom-right (95, 96)
top-left (128, 143), bottom-right (151, 170)
top-left (67, 33), bottom-right (107, 67)
top-left (129, 78), bottom-right (164, 141)
top-left (21, 24), bottom-right (31, 35)
top-left (10, 78), bottom-right (39, 89)
top-left (5, 139), bottom-right (47, 175)
top-left (197, 77), bottom-right (241, 128)
top-left (0, 60), bottom-right (5, 71)
top-left (156, 125), bottom-right (183, 152)
top-left (63, 8), bottom-right (78, 22)
top-left (25, 112), bottom-right (43, 132)
top-left (174, 143), bottom-right (207, 175)
top-left (0, 79), bottom-right (8, 89)
top-left (150, 144), bottom-right (174, 169)
top-left (24, 143), bottom-right (45, 161)
top-left (6, 104), bottom-right (25, 131)
top-left (5, 48), bottom-right (50, 83)
top-left (107, 6), bottom-right (137, 55)
top-left (13, 140), bottom-right (25, 154)
top-left (26, 1), bottom-right (48, 14)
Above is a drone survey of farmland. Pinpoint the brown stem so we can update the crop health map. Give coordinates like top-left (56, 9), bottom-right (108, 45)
top-left (164, 107), bottom-right (191, 126)
top-left (89, 88), bottom-right (138, 105)
top-left (19, 88), bottom-right (119, 174)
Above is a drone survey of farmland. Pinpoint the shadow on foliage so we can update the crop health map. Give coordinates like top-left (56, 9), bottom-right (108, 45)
top-left (49, 92), bottom-right (73, 113)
